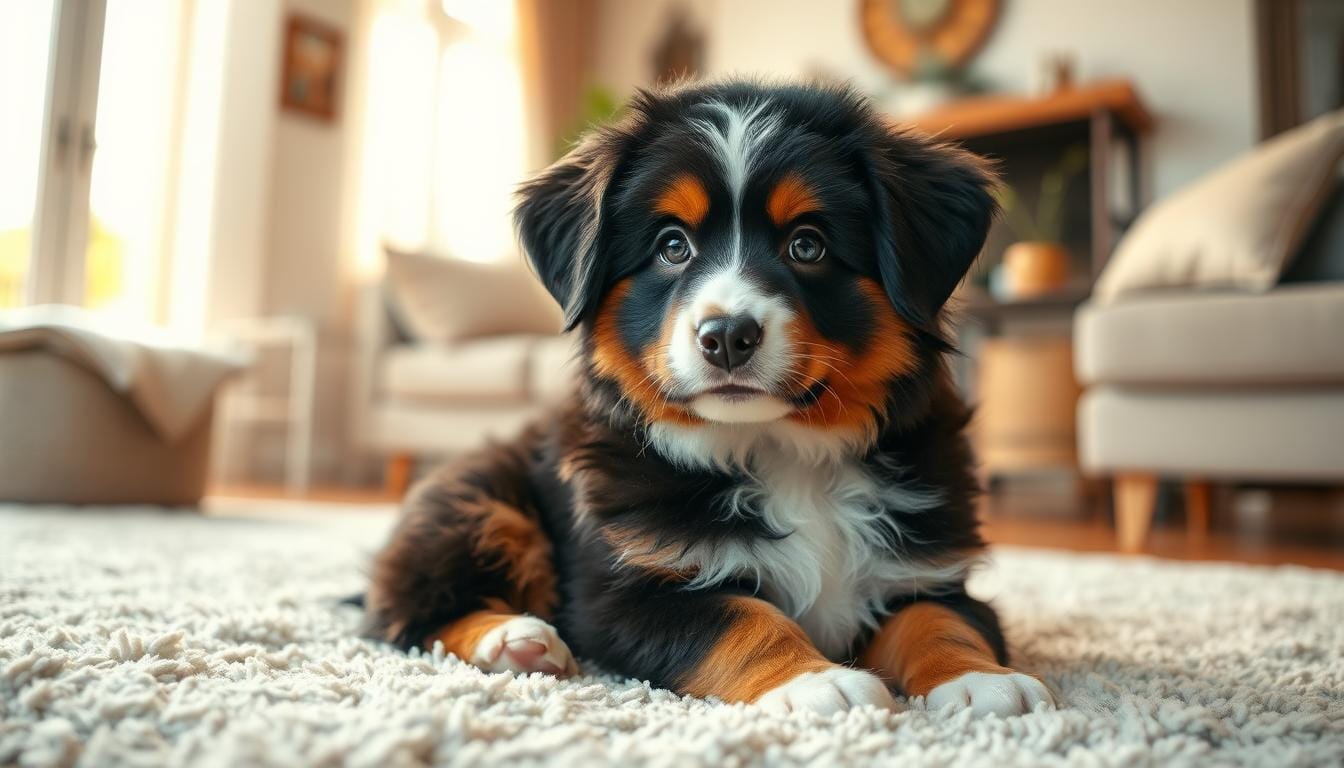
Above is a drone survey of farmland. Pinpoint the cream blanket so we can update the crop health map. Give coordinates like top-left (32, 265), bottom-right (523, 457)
top-left (0, 306), bottom-right (244, 440)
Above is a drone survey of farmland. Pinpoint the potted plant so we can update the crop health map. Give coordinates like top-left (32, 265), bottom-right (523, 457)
top-left (991, 144), bottom-right (1088, 299)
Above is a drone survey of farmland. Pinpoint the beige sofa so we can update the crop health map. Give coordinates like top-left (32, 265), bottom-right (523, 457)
top-left (1075, 112), bottom-right (1344, 551)
top-left (1075, 194), bottom-right (1344, 551)
top-left (349, 255), bottom-right (578, 493)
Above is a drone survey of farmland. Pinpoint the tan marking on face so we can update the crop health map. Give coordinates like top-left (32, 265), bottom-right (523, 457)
top-left (694, 303), bottom-right (728, 325)
top-left (424, 598), bottom-right (514, 655)
top-left (784, 277), bottom-right (918, 439)
top-left (766, 173), bottom-right (821, 227)
top-left (857, 602), bottom-right (1008, 696)
top-left (655, 174), bottom-right (711, 228)
top-left (592, 278), bottom-right (702, 426)
top-left (678, 596), bottom-right (834, 703)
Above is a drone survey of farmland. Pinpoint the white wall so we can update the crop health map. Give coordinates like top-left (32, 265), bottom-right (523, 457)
top-left (593, 0), bottom-right (1259, 199)
top-left (184, 0), bottom-right (358, 486)
top-left (209, 0), bottom-right (284, 330)
top-left (254, 0), bottom-right (358, 485)
top-left (264, 0), bottom-right (352, 326)
top-left (973, 0), bottom-right (1257, 200)
top-left (169, 0), bottom-right (282, 336)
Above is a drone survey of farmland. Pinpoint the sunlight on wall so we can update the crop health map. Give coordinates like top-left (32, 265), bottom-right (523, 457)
top-left (170, 0), bottom-right (230, 338)
top-left (353, 13), bottom-right (438, 276)
top-left (433, 34), bottom-right (527, 263)
top-left (369, 14), bottom-right (438, 252)
top-left (441, 0), bottom-right (516, 41)
top-left (353, 0), bottom-right (530, 274)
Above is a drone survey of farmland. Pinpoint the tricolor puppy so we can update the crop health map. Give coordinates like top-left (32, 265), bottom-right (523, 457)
top-left (364, 81), bottom-right (1053, 717)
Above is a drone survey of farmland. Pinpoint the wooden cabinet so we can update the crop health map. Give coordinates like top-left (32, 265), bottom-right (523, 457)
top-left (973, 336), bottom-right (1081, 476)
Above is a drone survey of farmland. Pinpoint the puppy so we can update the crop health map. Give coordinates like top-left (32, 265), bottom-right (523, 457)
top-left (363, 80), bottom-right (1053, 717)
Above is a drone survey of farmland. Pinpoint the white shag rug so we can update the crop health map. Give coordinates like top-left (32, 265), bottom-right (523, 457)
top-left (2, 503), bottom-right (1342, 768)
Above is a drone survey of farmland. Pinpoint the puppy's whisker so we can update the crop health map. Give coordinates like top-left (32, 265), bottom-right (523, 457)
top-left (786, 364), bottom-right (848, 418)
top-left (793, 353), bottom-right (861, 397)
top-left (789, 353), bottom-right (858, 405)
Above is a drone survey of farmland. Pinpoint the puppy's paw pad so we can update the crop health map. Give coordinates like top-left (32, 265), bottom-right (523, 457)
top-left (471, 616), bottom-right (577, 677)
top-left (758, 667), bottom-right (897, 716)
top-left (927, 671), bottom-right (1054, 717)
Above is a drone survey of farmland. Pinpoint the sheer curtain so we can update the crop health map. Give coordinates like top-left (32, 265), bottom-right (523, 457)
top-left (517, 0), bottom-right (597, 165)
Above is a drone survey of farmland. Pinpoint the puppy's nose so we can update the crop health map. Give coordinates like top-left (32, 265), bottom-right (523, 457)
top-left (697, 315), bottom-right (763, 371)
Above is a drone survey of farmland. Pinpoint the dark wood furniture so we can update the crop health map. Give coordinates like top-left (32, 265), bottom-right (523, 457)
top-left (904, 78), bottom-right (1153, 326)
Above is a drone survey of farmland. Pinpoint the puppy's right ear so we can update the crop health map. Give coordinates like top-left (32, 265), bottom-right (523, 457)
top-left (516, 129), bottom-right (628, 331)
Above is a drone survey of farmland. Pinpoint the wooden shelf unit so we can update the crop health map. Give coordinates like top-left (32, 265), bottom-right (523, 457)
top-left (901, 78), bottom-right (1154, 284)
top-left (902, 79), bottom-right (1153, 140)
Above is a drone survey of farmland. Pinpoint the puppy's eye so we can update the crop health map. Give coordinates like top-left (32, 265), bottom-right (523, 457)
top-left (658, 230), bottom-right (693, 265)
top-left (788, 230), bottom-right (825, 264)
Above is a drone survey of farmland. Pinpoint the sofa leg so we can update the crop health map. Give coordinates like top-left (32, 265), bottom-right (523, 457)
top-left (1185, 479), bottom-right (1211, 544)
top-left (1114, 473), bottom-right (1158, 554)
top-left (385, 453), bottom-right (414, 499)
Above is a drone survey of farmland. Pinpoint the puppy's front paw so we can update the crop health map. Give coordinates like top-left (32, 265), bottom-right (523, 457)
top-left (757, 667), bottom-right (897, 716)
top-left (471, 616), bottom-right (578, 677)
top-left (926, 671), bottom-right (1054, 717)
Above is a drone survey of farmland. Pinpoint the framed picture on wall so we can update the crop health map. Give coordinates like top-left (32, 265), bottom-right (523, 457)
top-left (279, 14), bottom-right (342, 122)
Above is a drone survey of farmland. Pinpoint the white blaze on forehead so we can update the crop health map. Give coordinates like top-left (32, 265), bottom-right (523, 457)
top-left (691, 101), bottom-right (780, 268)
top-left (686, 266), bottom-right (775, 325)
top-left (666, 101), bottom-right (791, 420)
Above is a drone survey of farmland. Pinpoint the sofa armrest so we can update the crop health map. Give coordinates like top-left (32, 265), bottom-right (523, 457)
top-left (347, 278), bottom-right (399, 452)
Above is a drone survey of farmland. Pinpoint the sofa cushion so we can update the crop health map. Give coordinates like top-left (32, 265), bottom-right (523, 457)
top-left (380, 336), bottom-right (540, 404)
top-left (1094, 110), bottom-right (1344, 301)
top-left (1078, 387), bottom-right (1344, 481)
top-left (1075, 283), bottom-right (1344, 386)
top-left (384, 249), bottom-right (562, 344)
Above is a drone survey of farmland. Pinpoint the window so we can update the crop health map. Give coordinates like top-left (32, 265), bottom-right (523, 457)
top-left (0, 1), bottom-right (57, 308)
top-left (83, 0), bottom-right (183, 318)
top-left (2, 0), bottom-right (182, 321)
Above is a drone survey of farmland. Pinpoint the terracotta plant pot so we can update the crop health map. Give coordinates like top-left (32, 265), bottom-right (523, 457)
top-left (1002, 241), bottom-right (1071, 298)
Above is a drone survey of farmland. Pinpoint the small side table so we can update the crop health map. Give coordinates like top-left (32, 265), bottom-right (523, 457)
top-left (216, 317), bottom-right (316, 494)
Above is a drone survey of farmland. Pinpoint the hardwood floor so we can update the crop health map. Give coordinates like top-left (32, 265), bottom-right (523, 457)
top-left (209, 483), bottom-right (399, 505)
top-left (980, 515), bottom-right (1344, 570)
top-left (981, 485), bottom-right (1344, 571)
top-left (208, 484), bottom-right (1344, 572)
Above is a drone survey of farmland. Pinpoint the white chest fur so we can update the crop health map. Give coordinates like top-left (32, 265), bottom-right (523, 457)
top-left (643, 424), bottom-right (979, 660)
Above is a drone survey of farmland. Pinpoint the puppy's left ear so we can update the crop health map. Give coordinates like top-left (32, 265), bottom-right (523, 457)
top-left (515, 128), bottom-right (628, 331)
top-left (866, 127), bottom-right (997, 331)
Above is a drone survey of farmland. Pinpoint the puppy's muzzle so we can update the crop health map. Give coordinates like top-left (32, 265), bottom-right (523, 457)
top-left (696, 314), bottom-right (763, 372)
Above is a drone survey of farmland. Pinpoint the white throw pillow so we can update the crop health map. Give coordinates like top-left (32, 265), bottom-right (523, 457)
top-left (1095, 110), bottom-right (1344, 301)
top-left (384, 249), bottom-right (563, 343)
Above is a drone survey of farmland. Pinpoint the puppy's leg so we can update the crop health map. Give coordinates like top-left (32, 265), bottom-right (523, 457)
top-left (576, 587), bottom-right (895, 715)
top-left (364, 440), bottom-right (572, 675)
top-left (428, 598), bottom-right (577, 676)
top-left (858, 595), bottom-right (1053, 717)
